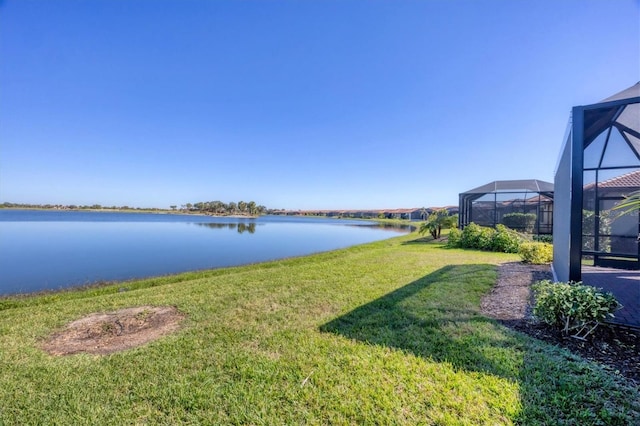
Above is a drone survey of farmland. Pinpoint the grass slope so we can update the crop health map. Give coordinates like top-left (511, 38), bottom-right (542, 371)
top-left (0, 234), bottom-right (638, 425)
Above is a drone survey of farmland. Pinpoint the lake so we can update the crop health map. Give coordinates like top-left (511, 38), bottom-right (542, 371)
top-left (0, 210), bottom-right (411, 296)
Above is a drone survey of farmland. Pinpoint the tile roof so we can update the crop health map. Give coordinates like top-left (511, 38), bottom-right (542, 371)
top-left (585, 170), bottom-right (640, 190)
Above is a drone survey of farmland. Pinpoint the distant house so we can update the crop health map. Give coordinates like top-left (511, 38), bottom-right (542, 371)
top-left (409, 208), bottom-right (428, 221)
top-left (444, 206), bottom-right (459, 216)
top-left (381, 208), bottom-right (425, 220)
top-left (458, 179), bottom-right (554, 234)
top-left (273, 207), bottom-right (454, 221)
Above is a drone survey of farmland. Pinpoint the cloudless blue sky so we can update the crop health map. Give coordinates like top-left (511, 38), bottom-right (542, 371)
top-left (1, 0), bottom-right (639, 210)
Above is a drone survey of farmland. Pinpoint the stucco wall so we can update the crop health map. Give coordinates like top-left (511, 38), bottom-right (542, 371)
top-left (553, 128), bottom-right (572, 282)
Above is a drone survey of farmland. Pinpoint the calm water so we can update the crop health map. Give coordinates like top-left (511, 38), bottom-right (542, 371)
top-left (0, 210), bottom-right (410, 296)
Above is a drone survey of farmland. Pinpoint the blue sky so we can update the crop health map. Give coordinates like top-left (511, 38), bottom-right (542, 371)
top-left (1, 0), bottom-right (639, 210)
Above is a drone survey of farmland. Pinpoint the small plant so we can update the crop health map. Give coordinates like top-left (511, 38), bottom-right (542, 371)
top-left (532, 280), bottom-right (620, 339)
top-left (519, 242), bottom-right (553, 264)
top-left (135, 309), bottom-right (152, 321)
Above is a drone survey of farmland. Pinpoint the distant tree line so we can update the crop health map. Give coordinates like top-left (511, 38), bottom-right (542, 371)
top-left (0, 202), bottom-right (163, 211)
top-left (180, 200), bottom-right (267, 216)
top-left (1, 201), bottom-right (269, 216)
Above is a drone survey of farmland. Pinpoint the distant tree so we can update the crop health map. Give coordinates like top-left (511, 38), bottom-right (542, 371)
top-left (170, 205), bottom-right (177, 211)
top-left (210, 200), bottom-right (223, 214)
top-left (247, 201), bottom-right (257, 215)
top-left (181, 200), bottom-right (267, 216)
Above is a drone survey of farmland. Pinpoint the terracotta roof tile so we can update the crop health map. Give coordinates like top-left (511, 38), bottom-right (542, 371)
top-left (585, 170), bottom-right (640, 190)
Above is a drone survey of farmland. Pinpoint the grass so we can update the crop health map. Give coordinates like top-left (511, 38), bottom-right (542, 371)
top-left (0, 233), bottom-right (638, 424)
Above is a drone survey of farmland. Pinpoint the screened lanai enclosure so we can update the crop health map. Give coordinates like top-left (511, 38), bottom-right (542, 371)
top-left (458, 179), bottom-right (554, 235)
top-left (554, 82), bottom-right (640, 282)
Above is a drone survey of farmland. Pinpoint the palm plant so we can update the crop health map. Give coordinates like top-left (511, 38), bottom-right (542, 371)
top-left (611, 190), bottom-right (640, 216)
top-left (419, 209), bottom-right (458, 239)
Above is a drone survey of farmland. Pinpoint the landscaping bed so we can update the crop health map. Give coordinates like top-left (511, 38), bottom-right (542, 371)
top-left (483, 262), bottom-right (640, 384)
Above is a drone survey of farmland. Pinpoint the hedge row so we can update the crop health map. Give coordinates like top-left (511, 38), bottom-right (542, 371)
top-left (447, 222), bottom-right (553, 263)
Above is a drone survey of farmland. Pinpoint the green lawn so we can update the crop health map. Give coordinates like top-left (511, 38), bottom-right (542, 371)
top-left (1, 233), bottom-right (638, 425)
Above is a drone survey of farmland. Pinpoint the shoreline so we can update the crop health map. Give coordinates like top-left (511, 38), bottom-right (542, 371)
top-left (0, 207), bottom-right (260, 218)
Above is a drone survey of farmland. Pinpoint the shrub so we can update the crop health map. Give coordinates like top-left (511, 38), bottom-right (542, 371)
top-left (519, 242), bottom-right (553, 264)
top-left (582, 210), bottom-right (611, 252)
top-left (490, 224), bottom-right (523, 253)
top-left (533, 234), bottom-right (553, 244)
top-left (453, 222), bottom-right (548, 255)
top-left (532, 280), bottom-right (620, 339)
top-left (502, 213), bottom-right (537, 233)
top-left (460, 222), bottom-right (495, 250)
top-left (447, 227), bottom-right (462, 247)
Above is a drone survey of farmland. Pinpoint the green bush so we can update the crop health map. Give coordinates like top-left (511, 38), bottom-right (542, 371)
top-left (452, 222), bottom-right (550, 255)
top-left (532, 280), bottom-right (620, 339)
top-left (451, 222), bottom-right (528, 253)
top-left (447, 227), bottom-right (462, 247)
top-left (582, 210), bottom-right (611, 252)
top-left (490, 224), bottom-right (523, 253)
top-left (459, 222), bottom-right (495, 250)
top-left (519, 242), bottom-right (553, 264)
top-left (533, 234), bottom-right (553, 244)
top-left (502, 213), bottom-right (537, 233)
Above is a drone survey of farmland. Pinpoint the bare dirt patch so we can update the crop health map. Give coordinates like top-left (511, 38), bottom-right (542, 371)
top-left (481, 262), bottom-right (551, 321)
top-left (41, 305), bottom-right (185, 356)
top-left (483, 262), bottom-right (640, 384)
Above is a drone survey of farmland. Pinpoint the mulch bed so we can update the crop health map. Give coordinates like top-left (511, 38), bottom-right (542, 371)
top-left (482, 262), bottom-right (640, 385)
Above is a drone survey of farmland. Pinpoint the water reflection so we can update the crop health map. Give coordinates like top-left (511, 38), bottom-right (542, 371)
top-left (193, 221), bottom-right (414, 235)
top-left (343, 223), bottom-right (416, 233)
top-left (373, 223), bottom-right (416, 232)
top-left (195, 222), bottom-right (257, 234)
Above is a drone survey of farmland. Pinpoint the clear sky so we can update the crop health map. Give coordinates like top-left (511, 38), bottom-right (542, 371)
top-left (1, 0), bottom-right (639, 210)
